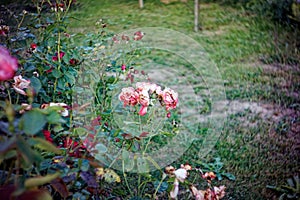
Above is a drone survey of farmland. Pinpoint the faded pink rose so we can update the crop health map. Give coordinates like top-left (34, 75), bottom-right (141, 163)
top-left (137, 89), bottom-right (150, 107)
top-left (214, 185), bottom-right (226, 199)
top-left (133, 31), bottom-right (144, 41)
top-left (136, 82), bottom-right (157, 94)
top-left (0, 25), bottom-right (9, 36)
top-left (19, 103), bottom-right (32, 114)
top-left (139, 106), bottom-right (148, 116)
top-left (190, 185), bottom-right (205, 200)
top-left (161, 88), bottom-right (178, 111)
top-left (13, 75), bottom-right (30, 95)
top-left (119, 87), bottom-right (139, 106)
top-left (0, 47), bottom-right (18, 81)
top-left (202, 171), bottom-right (216, 181)
top-left (174, 168), bottom-right (187, 183)
top-left (49, 102), bottom-right (69, 117)
top-left (137, 89), bottom-right (150, 116)
top-left (155, 85), bottom-right (162, 96)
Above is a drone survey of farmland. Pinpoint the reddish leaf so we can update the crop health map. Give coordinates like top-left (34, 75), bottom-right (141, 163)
top-left (50, 178), bottom-right (69, 198)
top-left (17, 189), bottom-right (52, 200)
top-left (139, 132), bottom-right (149, 137)
top-left (0, 185), bottom-right (52, 200)
top-left (91, 116), bottom-right (101, 126)
top-left (0, 185), bottom-right (15, 200)
top-left (121, 133), bottom-right (132, 139)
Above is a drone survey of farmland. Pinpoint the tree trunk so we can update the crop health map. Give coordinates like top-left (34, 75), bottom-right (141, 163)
top-left (194, 0), bottom-right (199, 32)
top-left (139, 0), bottom-right (144, 8)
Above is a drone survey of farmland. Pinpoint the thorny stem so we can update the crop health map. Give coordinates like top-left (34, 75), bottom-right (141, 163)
top-left (108, 142), bottom-right (125, 169)
top-left (122, 159), bottom-right (133, 196)
top-left (6, 87), bottom-right (12, 104)
top-left (53, 30), bottom-right (61, 101)
top-left (17, 11), bottom-right (26, 31)
top-left (153, 173), bottom-right (166, 198)
top-left (14, 153), bottom-right (21, 188)
top-left (138, 173), bottom-right (141, 196)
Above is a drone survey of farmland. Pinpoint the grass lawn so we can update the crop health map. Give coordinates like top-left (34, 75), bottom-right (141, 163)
top-left (69, 0), bottom-right (300, 199)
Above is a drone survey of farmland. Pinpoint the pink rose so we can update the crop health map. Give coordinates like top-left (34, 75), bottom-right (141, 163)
top-left (52, 52), bottom-right (65, 61)
top-left (190, 185), bottom-right (205, 200)
top-left (119, 87), bottom-right (139, 106)
top-left (121, 64), bottom-right (126, 71)
top-left (139, 106), bottom-right (148, 116)
top-left (0, 47), bottom-right (18, 81)
top-left (161, 88), bottom-right (178, 111)
top-left (133, 31), bottom-right (144, 41)
top-left (137, 89), bottom-right (150, 107)
top-left (136, 82), bottom-right (157, 94)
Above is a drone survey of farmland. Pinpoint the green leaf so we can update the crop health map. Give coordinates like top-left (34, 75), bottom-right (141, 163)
top-left (122, 150), bottom-right (134, 172)
top-left (222, 172), bottom-right (236, 181)
top-left (0, 137), bottom-right (16, 155)
top-left (73, 127), bottom-right (88, 137)
top-left (96, 143), bottom-right (107, 154)
top-left (31, 137), bottom-right (62, 154)
top-left (39, 159), bottom-right (52, 171)
top-left (52, 69), bottom-right (62, 78)
top-left (62, 53), bottom-right (71, 64)
top-left (24, 63), bottom-right (36, 72)
top-left (29, 77), bottom-right (42, 94)
top-left (153, 181), bottom-right (168, 193)
top-left (16, 136), bottom-right (43, 167)
top-left (65, 71), bottom-right (76, 85)
top-left (22, 110), bottom-right (46, 135)
top-left (80, 159), bottom-right (90, 171)
top-left (94, 154), bottom-right (109, 166)
top-left (25, 172), bottom-right (60, 189)
top-left (46, 111), bottom-right (64, 124)
top-left (53, 125), bottom-right (64, 133)
top-left (137, 156), bottom-right (149, 173)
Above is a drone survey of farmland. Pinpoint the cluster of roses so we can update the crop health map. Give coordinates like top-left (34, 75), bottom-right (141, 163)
top-left (165, 164), bottom-right (226, 200)
top-left (119, 82), bottom-right (178, 117)
top-left (112, 31), bottom-right (145, 44)
top-left (0, 48), bottom-right (31, 95)
top-left (0, 45), bottom-right (71, 134)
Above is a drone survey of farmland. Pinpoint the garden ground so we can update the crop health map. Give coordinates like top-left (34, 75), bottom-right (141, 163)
top-left (69, 0), bottom-right (300, 199)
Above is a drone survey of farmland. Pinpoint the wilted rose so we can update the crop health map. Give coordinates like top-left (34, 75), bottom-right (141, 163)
top-left (161, 88), bottom-right (178, 111)
top-left (174, 168), bottom-right (187, 183)
top-left (13, 75), bottom-right (30, 95)
top-left (119, 87), bottom-right (139, 106)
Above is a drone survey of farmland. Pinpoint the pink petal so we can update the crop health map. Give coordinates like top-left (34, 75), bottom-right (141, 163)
top-left (139, 106), bottom-right (148, 116)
